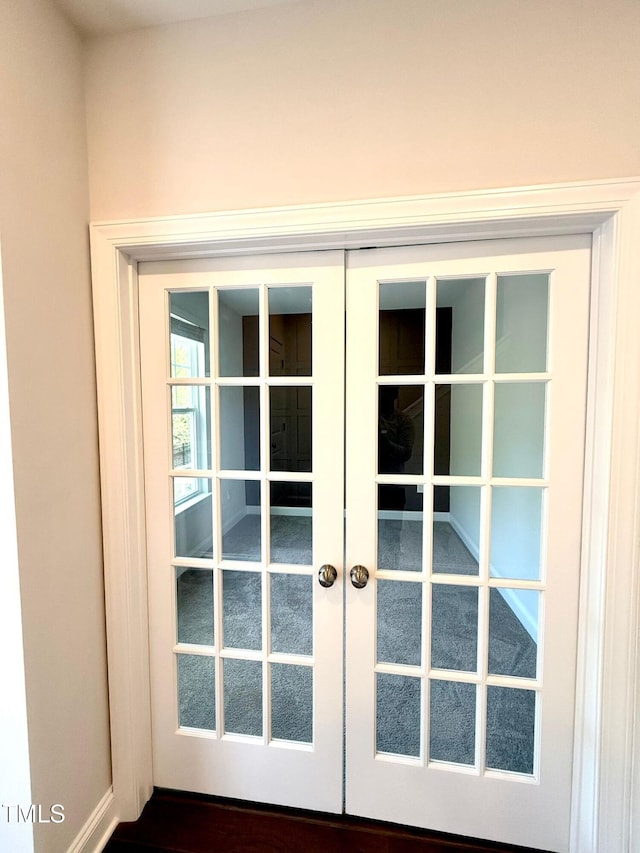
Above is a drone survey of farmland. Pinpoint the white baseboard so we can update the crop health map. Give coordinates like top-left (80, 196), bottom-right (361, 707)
top-left (378, 509), bottom-right (425, 521)
top-left (222, 505), bottom-right (248, 534)
top-left (489, 578), bottom-right (538, 643)
top-left (448, 514), bottom-right (480, 563)
top-left (66, 787), bottom-right (118, 853)
top-left (269, 506), bottom-right (312, 517)
top-left (448, 515), bottom-right (538, 643)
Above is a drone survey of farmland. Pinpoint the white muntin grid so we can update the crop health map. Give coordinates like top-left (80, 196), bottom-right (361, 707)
top-left (373, 271), bottom-right (550, 780)
top-left (166, 283), bottom-right (316, 747)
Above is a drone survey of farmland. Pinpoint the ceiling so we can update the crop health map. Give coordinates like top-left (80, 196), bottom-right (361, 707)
top-left (54, 0), bottom-right (302, 36)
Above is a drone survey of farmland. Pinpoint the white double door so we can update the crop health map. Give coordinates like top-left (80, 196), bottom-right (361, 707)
top-left (139, 235), bottom-right (591, 852)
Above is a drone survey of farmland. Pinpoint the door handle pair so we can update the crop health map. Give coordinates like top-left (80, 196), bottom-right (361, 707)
top-left (318, 564), bottom-right (369, 589)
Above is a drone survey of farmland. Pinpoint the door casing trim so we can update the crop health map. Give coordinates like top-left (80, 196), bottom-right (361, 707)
top-left (90, 178), bottom-right (640, 852)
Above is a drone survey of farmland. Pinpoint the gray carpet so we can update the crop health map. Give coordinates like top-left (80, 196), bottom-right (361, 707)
top-left (221, 514), bottom-right (312, 565)
top-left (378, 519), bottom-right (479, 574)
top-left (176, 519), bottom-right (537, 773)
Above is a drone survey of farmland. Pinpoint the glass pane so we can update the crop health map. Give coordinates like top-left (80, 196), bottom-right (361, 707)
top-left (270, 573), bottom-right (312, 655)
top-left (218, 288), bottom-right (260, 377)
top-left (430, 584), bottom-right (478, 672)
top-left (493, 382), bottom-right (546, 478)
top-left (496, 274), bottom-right (549, 373)
top-left (220, 479), bottom-right (261, 562)
top-left (177, 654), bottom-right (215, 730)
top-left (176, 569), bottom-right (214, 646)
top-left (489, 588), bottom-right (539, 679)
top-left (223, 658), bottom-right (262, 737)
top-left (378, 385), bottom-right (423, 475)
top-left (270, 482), bottom-right (312, 565)
top-left (377, 485), bottom-right (423, 572)
top-left (490, 487), bottom-right (543, 581)
top-left (433, 484), bottom-right (449, 513)
top-left (376, 673), bottom-right (421, 757)
top-left (174, 478), bottom-right (212, 559)
top-left (219, 386), bottom-right (260, 471)
top-left (429, 680), bottom-right (476, 765)
top-left (433, 486), bottom-right (480, 576)
top-left (268, 287), bottom-right (312, 376)
top-left (270, 386), bottom-right (312, 473)
top-left (437, 383), bottom-right (482, 476)
top-left (377, 580), bottom-right (422, 666)
top-left (436, 277), bottom-right (485, 374)
top-left (172, 386), bottom-right (211, 470)
top-left (379, 281), bottom-right (426, 376)
top-left (173, 475), bottom-right (202, 506)
top-left (271, 663), bottom-right (312, 743)
top-left (486, 686), bottom-right (536, 774)
top-left (222, 571), bottom-right (261, 650)
top-left (170, 291), bottom-right (210, 378)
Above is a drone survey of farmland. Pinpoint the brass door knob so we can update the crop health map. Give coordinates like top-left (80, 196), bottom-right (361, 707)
top-left (318, 564), bottom-right (338, 588)
top-left (350, 565), bottom-right (369, 589)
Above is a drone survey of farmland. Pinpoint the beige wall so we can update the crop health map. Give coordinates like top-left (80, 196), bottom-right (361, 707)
top-left (0, 249), bottom-right (34, 853)
top-left (0, 0), bottom-right (111, 850)
top-left (85, 0), bottom-right (640, 222)
top-left (0, 0), bottom-right (636, 847)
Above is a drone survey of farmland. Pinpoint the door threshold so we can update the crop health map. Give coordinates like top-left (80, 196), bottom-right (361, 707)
top-left (104, 788), bottom-right (551, 852)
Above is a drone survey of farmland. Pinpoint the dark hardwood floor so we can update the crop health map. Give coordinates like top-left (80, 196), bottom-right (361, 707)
top-left (103, 789), bottom-right (547, 853)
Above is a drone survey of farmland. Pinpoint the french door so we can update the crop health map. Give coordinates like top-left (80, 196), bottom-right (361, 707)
top-left (139, 252), bottom-right (345, 812)
top-left (138, 234), bottom-right (591, 852)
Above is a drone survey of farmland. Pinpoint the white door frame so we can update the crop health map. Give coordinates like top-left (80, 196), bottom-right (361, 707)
top-left (90, 178), bottom-right (640, 853)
